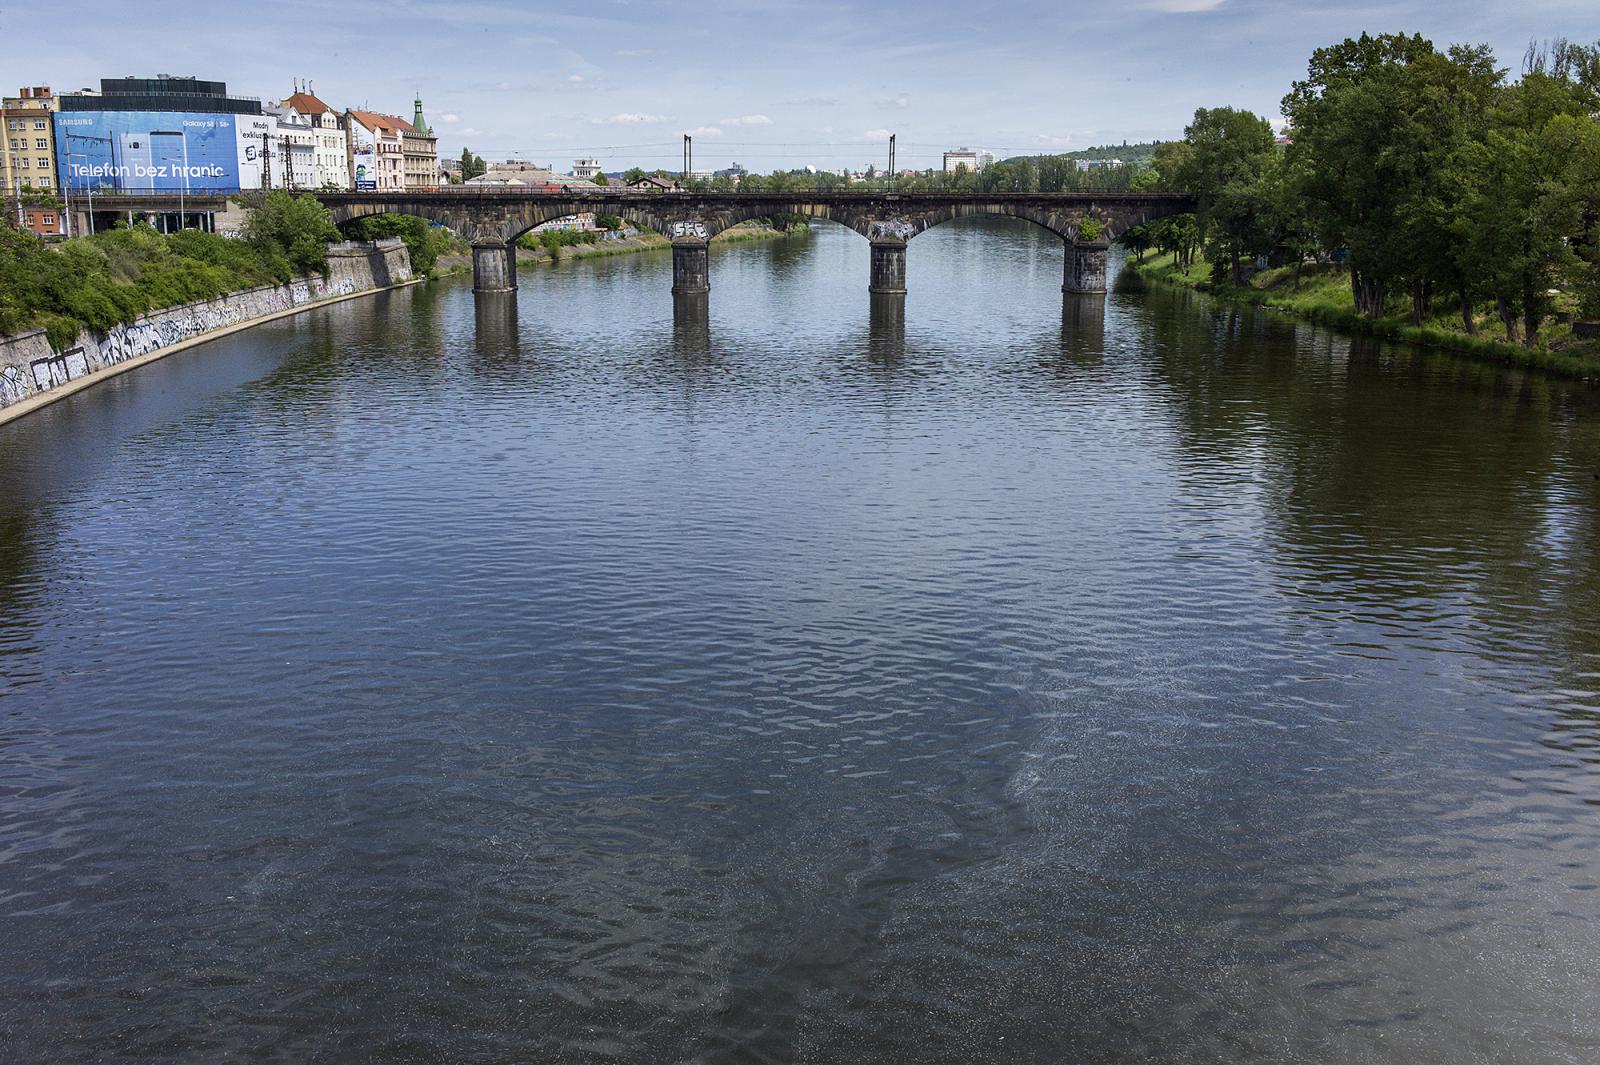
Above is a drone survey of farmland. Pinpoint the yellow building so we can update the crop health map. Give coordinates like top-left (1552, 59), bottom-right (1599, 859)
top-left (2, 85), bottom-right (63, 234)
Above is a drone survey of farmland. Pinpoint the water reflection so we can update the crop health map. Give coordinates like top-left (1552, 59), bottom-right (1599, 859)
top-left (672, 290), bottom-right (711, 358)
top-left (1059, 294), bottom-right (1106, 361)
top-left (472, 291), bottom-right (521, 363)
top-left (867, 292), bottom-right (905, 365)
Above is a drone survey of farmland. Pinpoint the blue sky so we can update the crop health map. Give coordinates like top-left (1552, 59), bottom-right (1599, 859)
top-left (20, 0), bottom-right (1598, 173)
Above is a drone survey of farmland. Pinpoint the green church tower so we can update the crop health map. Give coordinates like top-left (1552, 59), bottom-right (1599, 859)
top-left (412, 94), bottom-right (430, 136)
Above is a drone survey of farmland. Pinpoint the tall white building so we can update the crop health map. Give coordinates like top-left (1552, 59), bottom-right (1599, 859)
top-left (572, 157), bottom-right (602, 179)
top-left (279, 85), bottom-right (350, 190)
top-left (263, 104), bottom-right (317, 190)
top-left (942, 148), bottom-right (992, 174)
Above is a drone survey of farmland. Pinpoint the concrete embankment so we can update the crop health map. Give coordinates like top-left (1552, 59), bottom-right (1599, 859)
top-left (0, 238), bottom-right (415, 426)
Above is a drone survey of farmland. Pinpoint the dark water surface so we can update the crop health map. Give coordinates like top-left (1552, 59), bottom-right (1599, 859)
top-left (2, 221), bottom-right (1599, 1064)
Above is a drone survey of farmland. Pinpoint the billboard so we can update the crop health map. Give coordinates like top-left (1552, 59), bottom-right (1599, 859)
top-left (54, 110), bottom-right (265, 194)
top-left (349, 126), bottom-right (377, 191)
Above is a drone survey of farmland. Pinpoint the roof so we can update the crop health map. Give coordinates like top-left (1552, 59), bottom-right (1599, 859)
top-left (347, 109), bottom-right (416, 135)
top-left (283, 90), bottom-right (335, 116)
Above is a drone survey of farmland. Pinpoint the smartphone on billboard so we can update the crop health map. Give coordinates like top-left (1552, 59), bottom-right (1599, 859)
top-left (119, 132), bottom-right (153, 192)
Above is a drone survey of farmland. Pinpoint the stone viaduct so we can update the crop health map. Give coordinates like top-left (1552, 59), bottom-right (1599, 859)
top-left (315, 189), bottom-right (1195, 299)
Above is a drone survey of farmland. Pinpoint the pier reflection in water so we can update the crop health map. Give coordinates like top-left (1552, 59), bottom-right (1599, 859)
top-left (1, 220), bottom-right (1599, 1065)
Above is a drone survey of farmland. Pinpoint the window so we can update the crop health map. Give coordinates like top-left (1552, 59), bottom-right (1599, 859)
top-left (41, 214), bottom-right (53, 225)
top-left (37, 176), bottom-right (49, 188)
top-left (19, 176), bottom-right (28, 186)
top-left (18, 157), bottom-right (26, 168)
top-left (34, 120), bottom-right (45, 130)
top-left (38, 158), bottom-right (48, 170)
top-left (36, 138), bottom-right (46, 148)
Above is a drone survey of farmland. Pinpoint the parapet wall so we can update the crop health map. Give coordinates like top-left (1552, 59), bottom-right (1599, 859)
top-left (0, 238), bottom-right (412, 414)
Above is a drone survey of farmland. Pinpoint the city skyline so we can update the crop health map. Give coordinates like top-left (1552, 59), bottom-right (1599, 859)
top-left (18, 0), bottom-right (1595, 172)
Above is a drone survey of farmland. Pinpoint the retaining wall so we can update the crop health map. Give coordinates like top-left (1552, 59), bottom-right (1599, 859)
top-left (0, 238), bottom-right (412, 413)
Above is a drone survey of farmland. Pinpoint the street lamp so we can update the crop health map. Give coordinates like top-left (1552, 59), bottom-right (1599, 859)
top-left (150, 130), bottom-right (188, 230)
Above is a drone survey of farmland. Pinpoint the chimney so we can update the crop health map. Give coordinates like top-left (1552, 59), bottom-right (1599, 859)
top-left (20, 87), bottom-right (31, 99)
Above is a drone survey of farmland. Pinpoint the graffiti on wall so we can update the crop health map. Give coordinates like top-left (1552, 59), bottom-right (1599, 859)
top-left (2, 247), bottom-right (389, 411)
top-left (867, 219), bottom-right (917, 242)
top-left (30, 348), bottom-right (90, 391)
top-left (0, 365), bottom-right (32, 407)
top-left (670, 221), bottom-right (708, 241)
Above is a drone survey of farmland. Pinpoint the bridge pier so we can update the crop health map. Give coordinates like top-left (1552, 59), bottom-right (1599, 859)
top-left (869, 242), bottom-right (907, 294)
top-left (472, 241), bottom-right (517, 294)
top-left (1064, 239), bottom-right (1109, 294)
top-left (672, 241), bottom-right (710, 294)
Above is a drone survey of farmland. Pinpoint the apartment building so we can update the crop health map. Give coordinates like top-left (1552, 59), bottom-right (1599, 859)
top-left (280, 85), bottom-right (350, 190)
top-left (2, 86), bottom-right (63, 235)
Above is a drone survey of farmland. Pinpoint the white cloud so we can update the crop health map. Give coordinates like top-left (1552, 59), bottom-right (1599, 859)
top-left (1033, 134), bottom-right (1073, 146)
top-left (719, 114), bottom-right (772, 126)
top-left (460, 128), bottom-right (483, 136)
top-left (616, 48), bottom-right (657, 57)
top-left (592, 112), bottom-right (672, 124)
top-left (863, 128), bottom-right (893, 140)
top-left (568, 74), bottom-right (585, 83)
top-left (1140, 0), bottom-right (1224, 10)
top-left (685, 126), bottom-right (722, 136)
top-left (440, 113), bottom-right (461, 124)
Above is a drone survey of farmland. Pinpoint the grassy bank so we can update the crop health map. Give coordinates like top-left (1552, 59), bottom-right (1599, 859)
top-left (1125, 251), bottom-right (1600, 379)
top-left (431, 223), bottom-right (806, 279)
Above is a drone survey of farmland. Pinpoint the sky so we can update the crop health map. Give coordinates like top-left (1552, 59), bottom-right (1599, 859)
top-left (11, 0), bottom-right (1597, 173)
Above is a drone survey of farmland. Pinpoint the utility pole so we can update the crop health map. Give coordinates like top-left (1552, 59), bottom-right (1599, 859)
top-left (260, 130), bottom-right (273, 191)
top-left (889, 134), bottom-right (896, 188)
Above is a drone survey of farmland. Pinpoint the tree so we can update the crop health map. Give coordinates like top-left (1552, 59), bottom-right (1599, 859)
top-left (592, 170), bottom-right (610, 187)
top-left (341, 213), bottom-right (441, 274)
top-left (1282, 33), bottom-right (1463, 317)
top-left (241, 190), bottom-right (341, 276)
top-left (1177, 106), bottom-right (1278, 284)
top-left (1454, 66), bottom-right (1598, 343)
top-left (458, 148), bottom-right (487, 181)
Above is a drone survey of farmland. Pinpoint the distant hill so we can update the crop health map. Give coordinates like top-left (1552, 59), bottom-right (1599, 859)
top-left (1002, 142), bottom-right (1162, 167)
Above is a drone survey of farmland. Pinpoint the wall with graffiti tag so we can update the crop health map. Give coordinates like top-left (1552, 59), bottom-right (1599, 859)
top-left (0, 239), bottom-right (412, 415)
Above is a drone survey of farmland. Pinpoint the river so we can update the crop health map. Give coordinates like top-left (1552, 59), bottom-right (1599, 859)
top-left (2, 219), bottom-right (1598, 1063)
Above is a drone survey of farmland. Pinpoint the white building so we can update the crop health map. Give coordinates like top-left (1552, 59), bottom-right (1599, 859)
top-left (572, 157), bottom-right (602, 179)
top-left (943, 148), bottom-right (986, 174)
top-left (263, 105), bottom-right (317, 190)
top-left (280, 86), bottom-right (350, 190)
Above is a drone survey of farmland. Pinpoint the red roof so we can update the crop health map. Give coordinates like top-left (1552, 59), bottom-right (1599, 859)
top-left (347, 110), bottom-right (416, 135)
top-left (283, 90), bottom-right (335, 116)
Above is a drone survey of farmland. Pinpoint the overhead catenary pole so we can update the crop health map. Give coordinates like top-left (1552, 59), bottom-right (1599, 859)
top-left (889, 134), bottom-right (896, 187)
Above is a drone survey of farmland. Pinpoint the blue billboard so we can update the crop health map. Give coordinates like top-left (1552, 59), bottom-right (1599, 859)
top-left (53, 110), bottom-right (254, 194)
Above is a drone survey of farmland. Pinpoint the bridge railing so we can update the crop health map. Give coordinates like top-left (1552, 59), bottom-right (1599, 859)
top-left (314, 188), bottom-right (1196, 204)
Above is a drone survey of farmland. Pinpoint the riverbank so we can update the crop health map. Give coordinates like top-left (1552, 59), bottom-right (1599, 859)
top-left (0, 239), bottom-right (414, 425)
top-left (1124, 251), bottom-right (1600, 380)
top-left (430, 224), bottom-right (806, 279)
